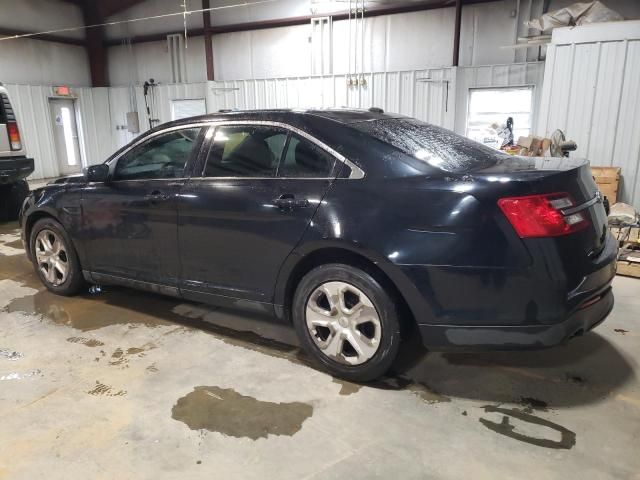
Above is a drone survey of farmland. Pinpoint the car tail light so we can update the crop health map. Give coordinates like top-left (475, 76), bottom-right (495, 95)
top-left (497, 192), bottom-right (589, 238)
top-left (7, 122), bottom-right (22, 150)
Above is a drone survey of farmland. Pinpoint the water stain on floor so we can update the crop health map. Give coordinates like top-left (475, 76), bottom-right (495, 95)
top-left (87, 381), bottom-right (127, 397)
top-left (66, 337), bottom-right (104, 347)
top-left (5, 239), bottom-right (23, 249)
top-left (519, 396), bottom-right (549, 413)
top-left (332, 378), bottom-right (363, 396)
top-left (0, 348), bottom-right (24, 360)
top-left (479, 405), bottom-right (576, 450)
top-left (172, 386), bottom-right (313, 439)
top-left (0, 369), bottom-right (42, 381)
top-left (371, 375), bottom-right (451, 404)
top-left (109, 344), bottom-right (156, 367)
top-left (5, 287), bottom-right (176, 331)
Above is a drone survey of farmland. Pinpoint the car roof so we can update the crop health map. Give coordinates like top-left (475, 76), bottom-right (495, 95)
top-left (165, 108), bottom-right (405, 130)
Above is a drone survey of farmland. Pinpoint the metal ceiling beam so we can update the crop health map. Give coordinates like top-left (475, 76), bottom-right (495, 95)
top-left (106, 0), bottom-right (498, 46)
top-left (83, 1), bottom-right (109, 87)
top-left (452, 0), bottom-right (462, 66)
top-left (202, 0), bottom-right (215, 81)
top-left (58, 0), bottom-right (147, 18)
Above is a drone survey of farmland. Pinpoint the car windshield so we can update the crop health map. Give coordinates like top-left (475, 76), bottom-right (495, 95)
top-left (354, 118), bottom-right (510, 173)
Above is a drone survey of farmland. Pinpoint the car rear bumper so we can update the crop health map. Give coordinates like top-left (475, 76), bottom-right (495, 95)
top-left (408, 231), bottom-right (618, 350)
top-left (418, 285), bottom-right (614, 350)
top-left (0, 156), bottom-right (34, 184)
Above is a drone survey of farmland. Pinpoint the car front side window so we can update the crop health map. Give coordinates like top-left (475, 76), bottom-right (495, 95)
top-left (113, 127), bottom-right (201, 181)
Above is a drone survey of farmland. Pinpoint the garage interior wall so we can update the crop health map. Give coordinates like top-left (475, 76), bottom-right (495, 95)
top-left (106, 0), bottom-right (548, 84)
top-left (537, 21), bottom-right (640, 207)
top-left (2, 0), bottom-right (640, 210)
top-left (0, 0), bottom-right (90, 86)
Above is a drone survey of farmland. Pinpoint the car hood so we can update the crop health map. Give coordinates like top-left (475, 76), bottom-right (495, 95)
top-left (47, 173), bottom-right (86, 185)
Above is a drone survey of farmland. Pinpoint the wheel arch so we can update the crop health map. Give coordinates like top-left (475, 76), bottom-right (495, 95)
top-left (23, 209), bottom-right (61, 259)
top-left (277, 245), bottom-right (418, 336)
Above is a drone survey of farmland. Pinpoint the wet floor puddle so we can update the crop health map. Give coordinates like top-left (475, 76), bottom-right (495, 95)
top-left (172, 386), bottom-right (313, 439)
top-left (5, 287), bottom-right (176, 331)
top-left (332, 375), bottom-right (451, 404)
top-left (0, 348), bottom-right (24, 360)
top-left (478, 405), bottom-right (576, 449)
top-left (1, 369), bottom-right (42, 381)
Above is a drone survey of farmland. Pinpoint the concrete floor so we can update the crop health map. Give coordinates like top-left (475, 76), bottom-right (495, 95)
top-left (0, 221), bottom-right (639, 480)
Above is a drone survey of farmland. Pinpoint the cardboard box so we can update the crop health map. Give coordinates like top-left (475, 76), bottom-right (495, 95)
top-left (591, 166), bottom-right (620, 203)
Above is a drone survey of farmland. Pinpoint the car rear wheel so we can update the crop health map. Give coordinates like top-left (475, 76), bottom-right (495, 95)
top-left (293, 263), bottom-right (401, 382)
top-left (30, 218), bottom-right (85, 295)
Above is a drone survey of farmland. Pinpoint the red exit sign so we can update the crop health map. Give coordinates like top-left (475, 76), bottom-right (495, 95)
top-left (53, 85), bottom-right (71, 96)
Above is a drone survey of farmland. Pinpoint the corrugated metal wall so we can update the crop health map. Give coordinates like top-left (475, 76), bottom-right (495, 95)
top-left (7, 64), bottom-right (548, 180)
top-left (207, 69), bottom-right (456, 130)
top-left (6, 84), bottom-right (64, 180)
top-left (107, 83), bottom-right (209, 156)
top-left (5, 82), bottom-right (208, 179)
top-left (537, 30), bottom-right (640, 208)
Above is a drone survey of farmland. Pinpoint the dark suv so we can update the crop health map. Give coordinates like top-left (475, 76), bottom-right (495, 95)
top-left (0, 83), bottom-right (33, 221)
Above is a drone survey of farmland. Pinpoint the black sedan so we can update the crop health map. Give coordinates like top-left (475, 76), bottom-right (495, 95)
top-left (20, 109), bottom-right (617, 381)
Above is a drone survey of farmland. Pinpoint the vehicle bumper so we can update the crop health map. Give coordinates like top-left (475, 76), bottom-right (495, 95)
top-left (417, 286), bottom-right (614, 349)
top-left (0, 156), bottom-right (34, 184)
top-left (408, 232), bottom-right (618, 350)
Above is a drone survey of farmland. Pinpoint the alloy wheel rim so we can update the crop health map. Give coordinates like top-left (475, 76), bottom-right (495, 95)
top-left (34, 229), bottom-right (69, 286)
top-left (305, 281), bottom-right (382, 366)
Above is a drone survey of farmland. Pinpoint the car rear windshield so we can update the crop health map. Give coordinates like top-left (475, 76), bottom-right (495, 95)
top-left (354, 118), bottom-right (510, 173)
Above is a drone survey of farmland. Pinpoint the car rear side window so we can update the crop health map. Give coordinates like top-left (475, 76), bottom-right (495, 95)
top-left (202, 126), bottom-right (287, 177)
top-left (277, 135), bottom-right (336, 178)
top-left (114, 127), bottom-right (200, 181)
top-left (355, 118), bottom-right (508, 173)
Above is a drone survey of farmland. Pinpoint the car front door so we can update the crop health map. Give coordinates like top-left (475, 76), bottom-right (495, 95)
top-left (82, 126), bottom-right (204, 288)
top-left (178, 123), bottom-right (340, 306)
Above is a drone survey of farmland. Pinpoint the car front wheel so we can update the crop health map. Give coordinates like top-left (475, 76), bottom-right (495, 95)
top-left (30, 217), bottom-right (85, 295)
top-left (293, 263), bottom-right (401, 382)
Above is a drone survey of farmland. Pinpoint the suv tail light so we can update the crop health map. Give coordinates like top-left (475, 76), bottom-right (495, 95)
top-left (7, 121), bottom-right (22, 150)
top-left (498, 192), bottom-right (589, 238)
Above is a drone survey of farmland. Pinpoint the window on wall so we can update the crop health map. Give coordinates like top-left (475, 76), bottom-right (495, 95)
top-left (466, 87), bottom-right (533, 149)
top-left (171, 99), bottom-right (207, 121)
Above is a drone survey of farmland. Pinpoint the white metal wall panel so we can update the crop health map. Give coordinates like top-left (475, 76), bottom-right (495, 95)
top-left (76, 87), bottom-right (116, 167)
top-left (206, 68), bottom-right (456, 130)
top-left (5, 84), bottom-right (116, 179)
top-left (537, 22), bottom-right (640, 207)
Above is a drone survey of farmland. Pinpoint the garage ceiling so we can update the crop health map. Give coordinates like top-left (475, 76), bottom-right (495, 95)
top-left (59, 0), bottom-right (148, 18)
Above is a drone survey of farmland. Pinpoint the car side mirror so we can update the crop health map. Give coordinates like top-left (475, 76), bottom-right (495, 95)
top-left (84, 164), bottom-right (109, 183)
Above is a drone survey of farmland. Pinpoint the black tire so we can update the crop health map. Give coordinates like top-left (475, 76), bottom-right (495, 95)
top-left (29, 217), bottom-right (85, 296)
top-left (0, 180), bottom-right (29, 222)
top-left (292, 263), bottom-right (401, 382)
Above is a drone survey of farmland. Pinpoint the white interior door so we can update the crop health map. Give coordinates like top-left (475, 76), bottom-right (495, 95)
top-left (49, 98), bottom-right (82, 176)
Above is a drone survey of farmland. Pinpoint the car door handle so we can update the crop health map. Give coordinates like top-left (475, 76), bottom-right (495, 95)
top-left (273, 194), bottom-right (309, 209)
top-left (144, 191), bottom-right (170, 202)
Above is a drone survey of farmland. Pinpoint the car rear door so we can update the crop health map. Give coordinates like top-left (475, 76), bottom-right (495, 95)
top-left (177, 122), bottom-right (340, 305)
top-left (81, 126), bottom-right (204, 289)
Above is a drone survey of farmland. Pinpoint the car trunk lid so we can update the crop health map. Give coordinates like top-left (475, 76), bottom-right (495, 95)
top-left (472, 156), bottom-right (607, 259)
